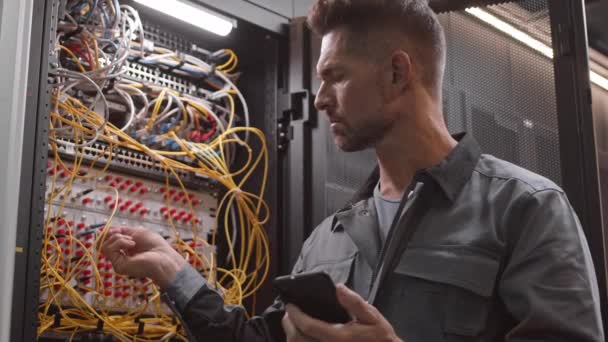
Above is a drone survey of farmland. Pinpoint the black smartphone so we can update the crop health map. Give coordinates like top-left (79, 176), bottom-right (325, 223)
top-left (273, 271), bottom-right (351, 324)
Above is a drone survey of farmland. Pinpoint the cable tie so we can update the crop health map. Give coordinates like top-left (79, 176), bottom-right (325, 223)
top-left (96, 318), bottom-right (104, 332)
top-left (167, 57), bottom-right (186, 73)
top-left (52, 313), bottom-right (62, 328)
top-left (137, 321), bottom-right (145, 335)
top-left (103, 78), bottom-right (117, 92)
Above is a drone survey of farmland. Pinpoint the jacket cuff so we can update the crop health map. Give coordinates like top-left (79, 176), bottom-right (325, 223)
top-left (165, 264), bottom-right (206, 312)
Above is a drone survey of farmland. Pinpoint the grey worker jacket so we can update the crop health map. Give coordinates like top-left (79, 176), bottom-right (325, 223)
top-left (167, 133), bottom-right (604, 342)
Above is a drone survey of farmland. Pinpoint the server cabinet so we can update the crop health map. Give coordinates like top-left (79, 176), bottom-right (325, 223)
top-left (11, 0), bottom-right (288, 340)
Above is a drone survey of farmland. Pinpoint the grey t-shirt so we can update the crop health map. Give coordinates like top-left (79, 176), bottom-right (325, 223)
top-left (373, 182), bottom-right (403, 244)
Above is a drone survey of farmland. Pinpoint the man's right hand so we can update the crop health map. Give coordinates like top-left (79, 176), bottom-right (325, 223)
top-left (101, 227), bottom-right (187, 289)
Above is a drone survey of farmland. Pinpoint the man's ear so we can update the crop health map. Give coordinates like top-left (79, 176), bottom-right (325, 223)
top-left (391, 50), bottom-right (412, 92)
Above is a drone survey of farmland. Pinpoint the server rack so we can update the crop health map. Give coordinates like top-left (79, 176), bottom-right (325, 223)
top-left (9, 0), bottom-right (606, 340)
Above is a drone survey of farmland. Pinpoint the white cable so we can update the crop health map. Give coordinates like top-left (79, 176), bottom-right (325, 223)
top-left (141, 52), bottom-right (176, 63)
top-left (212, 72), bottom-right (250, 142)
top-left (120, 5), bottom-right (144, 57)
top-left (154, 107), bottom-right (181, 125)
top-left (53, 68), bottom-right (109, 147)
top-left (116, 83), bottom-right (149, 121)
top-left (114, 87), bottom-right (136, 131)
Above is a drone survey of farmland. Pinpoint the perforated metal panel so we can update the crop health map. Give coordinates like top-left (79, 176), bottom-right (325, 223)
top-left (442, 0), bottom-right (561, 185)
top-left (319, 0), bottom-right (562, 219)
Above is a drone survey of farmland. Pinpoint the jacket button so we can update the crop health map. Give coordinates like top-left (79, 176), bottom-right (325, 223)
top-left (360, 209), bottom-right (370, 216)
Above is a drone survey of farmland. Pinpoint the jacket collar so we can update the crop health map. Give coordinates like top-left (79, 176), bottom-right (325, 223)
top-left (333, 199), bottom-right (381, 268)
top-left (334, 132), bottom-right (481, 224)
top-left (426, 132), bottom-right (482, 202)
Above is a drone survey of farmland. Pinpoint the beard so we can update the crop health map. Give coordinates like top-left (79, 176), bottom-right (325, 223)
top-left (331, 117), bottom-right (392, 152)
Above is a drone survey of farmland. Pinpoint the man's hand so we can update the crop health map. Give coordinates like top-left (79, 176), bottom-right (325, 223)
top-left (101, 226), bottom-right (186, 288)
top-left (282, 284), bottom-right (402, 342)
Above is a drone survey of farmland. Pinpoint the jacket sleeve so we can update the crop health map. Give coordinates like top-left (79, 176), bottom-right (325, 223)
top-left (165, 249), bottom-right (308, 342)
top-left (174, 280), bottom-right (287, 342)
top-left (500, 189), bottom-right (604, 342)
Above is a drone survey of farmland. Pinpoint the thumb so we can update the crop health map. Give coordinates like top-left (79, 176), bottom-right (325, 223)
top-left (336, 284), bottom-right (380, 324)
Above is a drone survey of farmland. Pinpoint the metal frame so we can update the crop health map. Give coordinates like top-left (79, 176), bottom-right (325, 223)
top-left (549, 0), bottom-right (607, 331)
top-left (194, 0), bottom-right (289, 35)
top-left (8, 0), bottom-right (51, 340)
top-left (280, 18), bottom-right (315, 272)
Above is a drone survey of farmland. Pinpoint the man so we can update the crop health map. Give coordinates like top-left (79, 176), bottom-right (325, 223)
top-left (103, 0), bottom-right (605, 341)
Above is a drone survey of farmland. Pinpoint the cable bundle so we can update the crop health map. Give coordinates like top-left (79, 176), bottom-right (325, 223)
top-left (40, 1), bottom-right (270, 340)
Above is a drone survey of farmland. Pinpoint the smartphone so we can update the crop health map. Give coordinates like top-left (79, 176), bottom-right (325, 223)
top-left (273, 271), bottom-right (351, 324)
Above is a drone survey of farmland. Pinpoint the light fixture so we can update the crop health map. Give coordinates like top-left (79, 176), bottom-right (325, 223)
top-left (591, 71), bottom-right (608, 91)
top-left (465, 7), bottom-right (608, 92)
top-left (133, 0), bottom-right (236, 37)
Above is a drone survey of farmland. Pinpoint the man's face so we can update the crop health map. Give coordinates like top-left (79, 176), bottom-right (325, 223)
top-left (314, 29), bottom-right (395, 152)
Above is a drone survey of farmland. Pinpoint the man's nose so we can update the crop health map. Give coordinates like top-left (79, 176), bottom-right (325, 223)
top-left (314, 83), bottom-right (331, 112)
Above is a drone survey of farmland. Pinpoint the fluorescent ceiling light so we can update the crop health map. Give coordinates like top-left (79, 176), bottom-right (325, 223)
top-left (591, 71), bottom-right (608, 91)
top-left (465, 7), bottom-right (608, 92)
top-left (133, 0), bottom-right (235, 37)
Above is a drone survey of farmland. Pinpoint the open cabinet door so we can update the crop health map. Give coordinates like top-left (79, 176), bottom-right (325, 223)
top-left (281, 17), bottom-right (374, 273)
top-left (281, 16), bottom-right (381, 274)
top-left (280, 17), bottom-right (316, 273)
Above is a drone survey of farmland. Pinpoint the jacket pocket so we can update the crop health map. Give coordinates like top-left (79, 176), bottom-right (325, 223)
top-left (393, 245), bottom-right (500, 338)
top-left (307, 253), bottom-right (357, 285)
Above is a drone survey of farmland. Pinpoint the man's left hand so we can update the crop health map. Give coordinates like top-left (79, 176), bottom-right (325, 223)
top-left (282, 284), bottom-right (403, 342)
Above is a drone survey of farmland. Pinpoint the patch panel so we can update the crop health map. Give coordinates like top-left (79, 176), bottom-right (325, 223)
top-left (42, 160), bottom-right (217, 314)
top-left (52, 138), bottom-right (219, 192)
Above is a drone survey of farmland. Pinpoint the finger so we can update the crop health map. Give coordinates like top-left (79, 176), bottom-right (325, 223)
top-left (104, 233), bottom-right (133, 246)
top-left (283, 313), bottom-right (320, 342)
top-left (282, 313), bottom-right (297, 340)
top-left (105, 242), bottom-right (135, 264)
top-left (100, 233), bottom-right (133, 254)
top-left (108, 227), bottom-right (124, 236)
top-left (104, 237), bottom-right (136, 265)
top-left (109, 226), bottom-right (138, 237)
top-left (286, 304), bottom-right (338, 341)
top-left (336, 284), bottom-right (380, 324)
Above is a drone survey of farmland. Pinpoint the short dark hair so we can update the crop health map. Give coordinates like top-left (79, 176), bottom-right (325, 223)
top-left (307, 0), bottom-right (446, 93)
